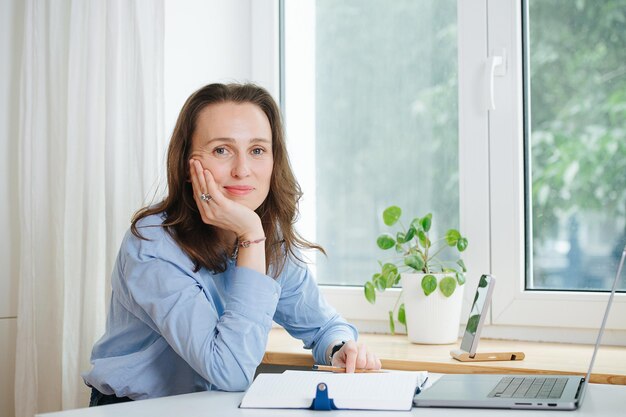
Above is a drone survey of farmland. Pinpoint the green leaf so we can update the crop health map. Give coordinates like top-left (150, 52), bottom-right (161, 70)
top-left (397, 303), bottom-right (406, 326)
top-left (376, 233), bottom-right (396, 250)
top-left (456, 259), bottom-right (467, 272)
top-left (418, 230), bottom-right (430, 248)
top-left (395, 243), bottom-right (404, 253)
top-left (385, 271), bottom-right (399, 288)
top-left (404, 226), bottom-right (416, 241)
top-left (382, 263), bottom-right (398, 276)
top-left (373, 273), bottom-right (385, 291)
top-left (404, 253), bottom-right (425, 271)
top-left (381, 263), bottom-right (398, 288)
top-left (388, 310), bottom-right (396, 334)
top-left (456, 272), bottom-right (466, 286)
top-left (421, 274), bottom-right (437, 296)
top-left (383, 206), bottom-right (402, 226)
top-left (420, 213), bottom-right (432, 232)
top-left (457, 237), bottom-right (468, 252)
top-left (364, 282), bottom-right (376, 304)
top-left (445, 229), bottom-right (461, 246)
top-left (439, 276), bottom-right (457, 297)
top-left (396, 232), bottom-right (406, 244)
top-left (466, 314), bottom-right (480, 334)
top-left (410, 217), bottom-right (422, 231)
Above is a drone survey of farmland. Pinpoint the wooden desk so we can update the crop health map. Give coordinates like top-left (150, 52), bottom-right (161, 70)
top-left (263, 328), bottom-right (626, 385)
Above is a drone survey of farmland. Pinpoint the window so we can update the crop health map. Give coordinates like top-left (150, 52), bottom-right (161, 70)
top-left (525, 0), bottom-right (626, 292)
top-left (487, 0), bottom-right (626, 335)
top-left (284, 0), bottom-right (460, 287)
top-left (281, 0), bottom-right (626, 338)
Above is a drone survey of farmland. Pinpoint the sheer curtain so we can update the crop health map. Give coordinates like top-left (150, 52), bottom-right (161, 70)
top-left (15, 1), bottom-right (164, 415)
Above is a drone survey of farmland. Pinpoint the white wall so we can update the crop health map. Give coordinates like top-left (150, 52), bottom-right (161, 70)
top-left (164, 0), bottom-right (278, 137)
top-left (165, 0), bottom-right (248, 134)
top-left (0, 0), bottom-right (23, 415)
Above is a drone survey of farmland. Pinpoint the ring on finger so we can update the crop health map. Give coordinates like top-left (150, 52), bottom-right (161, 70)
top-left (200, 193), bottom-right (212, 202)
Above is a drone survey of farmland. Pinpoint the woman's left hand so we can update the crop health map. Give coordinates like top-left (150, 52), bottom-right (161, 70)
top-left (331, 341), bottom-right (382, 372)
top-left (189, 159), bottom-right (263, 239)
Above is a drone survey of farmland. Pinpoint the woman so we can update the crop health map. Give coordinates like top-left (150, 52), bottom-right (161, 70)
top-left (83, 83), bottom-right (381, 405)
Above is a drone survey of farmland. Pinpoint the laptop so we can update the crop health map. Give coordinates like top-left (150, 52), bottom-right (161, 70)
top-left (414, 245), bottom-right (626, 411)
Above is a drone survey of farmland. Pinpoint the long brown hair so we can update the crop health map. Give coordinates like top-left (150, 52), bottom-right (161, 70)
top-left (132, 83), bottom-right (324, 275)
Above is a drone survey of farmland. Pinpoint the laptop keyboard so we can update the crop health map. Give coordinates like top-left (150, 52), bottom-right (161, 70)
top-left (488, 376), bottom-right (568, 399)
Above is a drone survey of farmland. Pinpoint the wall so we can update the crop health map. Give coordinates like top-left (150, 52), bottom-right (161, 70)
top-left (165, 0), bottom-right (247, 134)
top-left (164, 0), bottom-right (277, 134)
top-left (0, 0), bottom-right (23, 415)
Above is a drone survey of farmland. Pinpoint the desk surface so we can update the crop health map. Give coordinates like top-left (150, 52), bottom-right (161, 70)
top-left (37, 381), bottom-right (625, 417)
top-left (263, 329), bottom-right (626, 385)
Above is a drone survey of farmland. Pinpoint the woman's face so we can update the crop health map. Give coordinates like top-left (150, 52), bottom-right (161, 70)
top-left (189, 101), bottom-right (273, 211)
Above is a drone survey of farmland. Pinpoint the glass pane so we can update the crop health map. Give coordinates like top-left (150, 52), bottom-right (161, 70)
top-left (526, 0), bottom-right (626, 290)
top-left (284, 0), bottom-right (459, 285)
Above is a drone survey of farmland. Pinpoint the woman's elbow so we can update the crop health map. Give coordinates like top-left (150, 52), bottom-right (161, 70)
top-left (207, 366), bottom-right (254, 392)
top-left (218, 376), bottom-right (253, 392)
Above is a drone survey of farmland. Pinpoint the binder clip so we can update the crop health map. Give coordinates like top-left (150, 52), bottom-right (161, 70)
top-left (310, 382), bottom-right (337, 410)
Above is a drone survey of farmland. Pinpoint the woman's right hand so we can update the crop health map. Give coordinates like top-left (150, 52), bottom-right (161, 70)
top-left (189, 159), bottom-right (264, 240)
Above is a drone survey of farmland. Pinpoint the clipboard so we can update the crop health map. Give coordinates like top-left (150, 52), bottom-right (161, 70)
top-left (239, 370), bottom-right (427, 411)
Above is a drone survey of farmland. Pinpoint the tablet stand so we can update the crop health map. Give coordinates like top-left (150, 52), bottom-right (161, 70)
top-left (450, 349), bottom-right (525, 362)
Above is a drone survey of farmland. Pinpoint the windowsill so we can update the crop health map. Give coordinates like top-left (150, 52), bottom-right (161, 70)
top-left (263, 328), bottom-right (626, 385)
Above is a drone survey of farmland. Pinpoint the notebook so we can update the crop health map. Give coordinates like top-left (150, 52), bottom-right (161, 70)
top-left (240, 369), bottom-right (428, 411)
top-left (414, 245), bottom-right (625, 411)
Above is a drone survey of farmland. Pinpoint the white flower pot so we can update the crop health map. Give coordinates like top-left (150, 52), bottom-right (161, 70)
top-left (400, 273), bottom-right (464, 344)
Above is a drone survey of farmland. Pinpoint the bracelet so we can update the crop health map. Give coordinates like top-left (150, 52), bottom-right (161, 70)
top-left (238, 237), bottom-right (266, 248)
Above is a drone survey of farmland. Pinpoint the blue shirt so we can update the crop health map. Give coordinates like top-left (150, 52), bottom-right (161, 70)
top-left (82, 213), bottom-right (357, 400)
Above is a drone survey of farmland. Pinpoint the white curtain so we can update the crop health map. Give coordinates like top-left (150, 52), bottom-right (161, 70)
top-left (15, 1), bottom-right (165, 415)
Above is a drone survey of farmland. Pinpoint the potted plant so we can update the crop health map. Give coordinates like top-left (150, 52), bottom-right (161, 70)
top-left (364, 205), bottom-right (468, 344)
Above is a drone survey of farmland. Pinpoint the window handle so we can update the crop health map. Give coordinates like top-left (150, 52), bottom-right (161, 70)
top-left (488, 49), bottom-right (506, 110)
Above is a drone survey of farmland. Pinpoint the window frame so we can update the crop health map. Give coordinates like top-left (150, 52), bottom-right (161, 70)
top-left (273, 0), bottom-right (626, 342)
top-left (486, 0), bottom-right (626, 333)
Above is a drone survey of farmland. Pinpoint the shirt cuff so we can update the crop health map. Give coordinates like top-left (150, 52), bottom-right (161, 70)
top-left (314, 328), bottom-right (358, 365)
top-left (226, 266), bottom-right (281, 328)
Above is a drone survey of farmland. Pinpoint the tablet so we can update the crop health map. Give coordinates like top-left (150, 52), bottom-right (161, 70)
top-left (450, 274), bottom-right (524, 361)
top-left (460, 274), bottom-right (495, 355)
